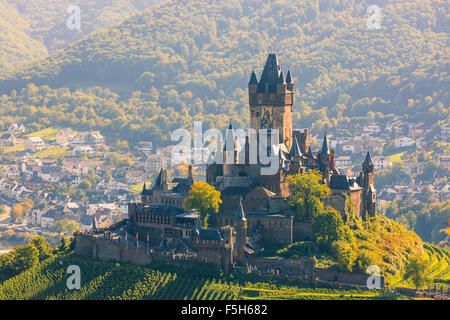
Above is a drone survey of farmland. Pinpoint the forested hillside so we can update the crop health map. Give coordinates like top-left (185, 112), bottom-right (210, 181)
top-left (0, 0), bottom-right (448, 147)
top-left (0, 0), bottom-right (163, 76)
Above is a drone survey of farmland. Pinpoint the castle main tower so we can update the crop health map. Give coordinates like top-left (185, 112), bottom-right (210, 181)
top-left (248, 54), bottom-right (294, 150)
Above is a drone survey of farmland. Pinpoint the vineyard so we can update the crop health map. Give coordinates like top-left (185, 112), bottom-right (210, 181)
top-left (387, 243), bottom-right (450, 289)
top-left (0, 253), bottom-right (406, 300)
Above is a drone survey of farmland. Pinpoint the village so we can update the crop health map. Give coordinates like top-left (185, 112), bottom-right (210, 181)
top-left (0, 117), bottom-right (448, 250)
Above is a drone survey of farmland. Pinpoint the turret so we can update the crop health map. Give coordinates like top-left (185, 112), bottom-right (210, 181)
top-left (248, 70), bottom-right (258, 94)
top-left (362, 152), bottom-right (375, 189)
top-left (187, 165), bottom-right (193, 186)
top-left (154, 168), bottom-right (169, 193)
top-left (223, 122), bottom-right (239, 165)
top-left (234, 197), bottom-right (247, 265)
top-left (319, 132), bottom-right (330, 172)
top-left (277, 70), bottom-right (287, 94)
top-left (286, 70), bottom-right (294, 91)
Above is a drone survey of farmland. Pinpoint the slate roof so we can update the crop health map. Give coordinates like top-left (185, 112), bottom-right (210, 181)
top-left (221, 186), bottom-right (251, 197)
top-left (249, 70), bottom-right (258, 84)
top-left (246, 186), bottom-right (276, 198)
top-left (257, 54), bottom-right (282, 93)
top-left (193, 228), bottom-right (224, 241)
top-left (143, 205), bottom-right (184, 216)
top-left (320, 132), bottom-right (329, 154)
top-left (290, 136), bottom-right (303, 157)
top-left (286, 70), bottom-right (293, 84)
top-left (329, 175), bottom-right (361, 190)
top-left (363, 152), bottom-right (374, 166)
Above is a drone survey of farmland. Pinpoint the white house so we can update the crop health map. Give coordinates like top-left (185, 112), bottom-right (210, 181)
top-left (2, 164), bottom-right (20, 177)
top-left (71, 145), bottom-right (95, 157)
top-left (24, 137), bottom-right (46, 152)
top-left (363, 123), bottom-right (381, 135)
top-left (335, 156), bottom-right (352, 167)
top-left (372, 156), bottom-right (393, 171)
top-left (56, 128), bottom-right (74, 146)
top-left (394, 137), bottom-right (415, 148)
top-left (8, 123), bottom-right (25, 135)
top-left (126, 170), bottom-right (146, 184)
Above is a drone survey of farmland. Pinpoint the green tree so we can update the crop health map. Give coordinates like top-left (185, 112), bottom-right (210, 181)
top-left (287, 170), bottom-right (330, 221)
top-left (183, 182), bottom-right (222, 228)
top-left (7, 244), bottom-right (39, 275)
top-left (312, 207), bottom-right (348, 245)
top-left (30, 236), bottom-right (53, 261)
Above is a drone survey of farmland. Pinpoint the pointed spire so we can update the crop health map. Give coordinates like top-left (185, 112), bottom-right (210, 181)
top-left (142, 182), bottom-right (147, 194)
top-left (257, 54), bottom-right (281, 93)
top-left (224, 122), bottom-right (238, 151)
top-left (320, 131), bottom-right (329, 154)
top-left (286, 70), bottom-right (293, 83)
top-left (154, 168), bottom-right (168, 190)
top-left (236, 197), bottom-right (246, 222)
top-left (363, 151), bottom-right (374, 166)
top-left (290, 136), bottom-right (302, 157)
top-left (249, 70), bottom-right (258, 84)
top-left (278, 69), bottom-right (285, 84)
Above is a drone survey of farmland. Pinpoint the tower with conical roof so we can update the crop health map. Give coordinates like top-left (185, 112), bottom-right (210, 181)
top-left (319, 132), bottom-right (331, 176)
top-left (234, 197), bottom-right (247, 265)
top-left (362, 152), bottom-right (376, 218)
top-left (362, 152), bottom-right (374, 189)
top-left (249, 54), bottom-right (294, 150)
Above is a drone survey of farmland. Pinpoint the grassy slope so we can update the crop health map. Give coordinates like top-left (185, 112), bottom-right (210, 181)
top-left (0, 252), bottom-right (405, 300)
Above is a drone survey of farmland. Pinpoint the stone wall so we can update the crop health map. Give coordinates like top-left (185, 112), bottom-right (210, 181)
top-left (75, 233), bottom-right (231, 269)
top-left (315, 268), bottom-right (385, 288)
top-left (246, 256), bottom-right (315, 279)
top-left (293, 222), bottom-right (313, 241)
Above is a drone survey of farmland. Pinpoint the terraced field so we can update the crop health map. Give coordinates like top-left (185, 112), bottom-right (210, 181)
top-left (388, 243), bottom-right (450, 289)
top-left (0, 253), bottom-right (403, 300)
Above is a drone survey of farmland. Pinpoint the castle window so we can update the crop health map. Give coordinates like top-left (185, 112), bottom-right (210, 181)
top-left (270, 94), bottom-right (275, 101)
top-left (258, 95), bottom-right (263, 104)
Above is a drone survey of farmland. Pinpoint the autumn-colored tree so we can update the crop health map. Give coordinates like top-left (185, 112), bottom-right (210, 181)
top-left (182, 182), bottom-right (222, 228)
top-left (51, 219), bottom-right (80, 234)
top-left (287, 170), bottom-right (330, 221)
top-left (10, 204), bottom-right (24, 222)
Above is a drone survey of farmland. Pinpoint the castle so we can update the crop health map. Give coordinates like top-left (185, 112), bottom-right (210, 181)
top-left (76, 54), bottom-right (376, 271)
